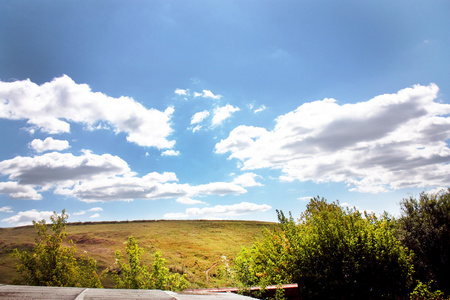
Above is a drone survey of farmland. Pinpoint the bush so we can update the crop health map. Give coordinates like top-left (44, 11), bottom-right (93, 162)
top-left (11, 210), bottom-right (102, 288)
top-left (235, 197), bottom-right (414, 299)
top-left (112, 236), bottom-right (188, 291)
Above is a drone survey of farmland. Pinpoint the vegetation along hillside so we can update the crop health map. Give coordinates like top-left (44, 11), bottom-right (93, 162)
top-left (0, 219), bottom-right (272, 289)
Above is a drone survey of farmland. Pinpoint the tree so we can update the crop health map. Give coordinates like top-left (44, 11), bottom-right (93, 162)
top-left (112, 236), bottom-right (188, 291)
top-left (396, 189), bottom-right (450, 295)
top-left (12, 210), bottom-right (102, 288)
top-left (235, 197), bottom-right (414, 299)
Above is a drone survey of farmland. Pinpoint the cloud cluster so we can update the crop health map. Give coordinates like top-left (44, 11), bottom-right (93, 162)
top-left (164, 202), bottom-right (272, 219)
top-left (0, 76), bottom-right (175, 149)
top-left (216, 84), bottom-right (450, 193)
top-left (0, 150), bottom-right (252, 202)
top-left (1, 209), bottom-right (53, 226)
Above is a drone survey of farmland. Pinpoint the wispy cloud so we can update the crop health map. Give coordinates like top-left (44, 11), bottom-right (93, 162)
top-left (212, 104), bottom-right (240, 126)
top-left (73, 207), bottom-right (103, 216)
top-left (164, 202), bottom-right (271, 219)
top-left (0, 206), bottom-right (13, 213)
top-left (191, 110), bottom-right (210, 124)
top-left (194, 90), bottom-right (222, 100)
top-left (254, 105), bottom-right (266, 113)
top-left (176, 197), bottom-right (206, 205)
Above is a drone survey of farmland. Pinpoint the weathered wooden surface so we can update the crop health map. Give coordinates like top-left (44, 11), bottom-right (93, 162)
top-left (0, 285), bottom-right (257, 300)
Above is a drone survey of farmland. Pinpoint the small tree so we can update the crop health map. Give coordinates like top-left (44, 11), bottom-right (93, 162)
top-left (12, 210), bottom-right (102, 288)
top-left (112, 236), bottom-right (188, 291)
top-left (235, 197), bottom-right (414, 299)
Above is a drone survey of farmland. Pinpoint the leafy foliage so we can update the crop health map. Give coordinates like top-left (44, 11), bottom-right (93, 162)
top-left (235, 197), bottom-right (414, 299)
top-left (396, 189), bottom-right (450, 295)
top-left (409, 280), bottom-right (447, 300)
top-left (112, 236), bottom-right (188, 291)
top-left (11, 210), bottom-right (102, 288)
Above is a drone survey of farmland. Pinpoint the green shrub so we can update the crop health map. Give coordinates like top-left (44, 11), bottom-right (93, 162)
top-left (11, 210), bottom-right (102, 288)
top-left (112, 236), bottom-right (188, 291)
top-left (235, 197), bottom-right (414, 299)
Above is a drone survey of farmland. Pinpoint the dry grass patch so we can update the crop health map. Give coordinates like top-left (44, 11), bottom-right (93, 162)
top-left (0, 220), bottom-right (273, 288)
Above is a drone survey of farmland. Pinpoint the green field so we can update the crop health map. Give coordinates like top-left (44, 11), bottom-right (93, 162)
top-left (0, 220), bottom-right (273, 289)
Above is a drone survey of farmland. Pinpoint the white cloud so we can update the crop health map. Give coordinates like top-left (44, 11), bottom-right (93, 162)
top-left (73, 207), bottom-right (103, 216)
top-left (233, 173), bottom-right (263, 187)
top-left (212, 104), bottom-right (240, 126)
top-left (174, 88), bottom-right (188, 96)
top-left (164, 202), bottom-right (272, 219)
top-left (0, 206), bottom-right (13, 213)
top-left (0, 149), bottom-right (249, 202)
top-left (254, 105), bottom-right (266, 113)
top-left (191, 125), bottom-right (202, 133)
top-left (0, 150), bottom-right (130, 200)
top-left (0, 150), bottom-right (129, 187)
top-left (191, 110), bottom-right (210, 124)
top-left (162, 150), bottom-right (180, 156)
top-left (0, 76), bottom-right (175, 149)
top-left (89, 207), bottom-right (103, 212)
top-left (89, 213), bottom-right (100, 219)
top-left (1, 209), bottom-right (53, 226)
top-left (425, 187), bottom-right (449, 196)
top-left (194, 90), bottom-right (222, 100)
top-left (215, 84), bottom-right (450, 193)
top-left (29, 137), bottom-right (70, 153)
top-left (298, 196), bottom-right (312, 202)
top-left (0, 181), bottom-right (42, 200)
top-left (176, 197), bottom-right (205, 205)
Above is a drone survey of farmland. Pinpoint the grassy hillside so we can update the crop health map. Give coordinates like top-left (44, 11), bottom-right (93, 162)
top-left (0, 220), bottom-right (273, 289)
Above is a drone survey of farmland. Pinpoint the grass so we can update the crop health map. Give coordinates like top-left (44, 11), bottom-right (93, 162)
top-left (0, 219), bottom-right (274, 289)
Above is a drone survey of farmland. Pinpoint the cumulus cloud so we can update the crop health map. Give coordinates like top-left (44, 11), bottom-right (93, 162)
top-left (194, 90), bottom-right (222, 100)
top-left (1, 209), bottom-right (53, 226)
top-left (29, 137), bottom-right (70, 153)
top-left (0, 149), bottom-right (250, 202)
top-left (0, 206), bottom-right (13, 213)
top-left (212, 104), bottom-right (240, 126)
top-left (0, 150), bottom-right (129, 187)
top-left (0, 181), bottom-right (42, 200)
top-left (162, 150), bottom-right (180, 156)
top-left (164, 202), bottom-right (272, 219)
top-left (0, 75), bottom-right (175, 149)
top-left (191, 110), bottom-right (210, 124)
top-left (89, 213), bottom-right (100, 219)
top-left (216, 84), bottom-right (450, 193)
top-left (60, 177), bottom-right (247, 203)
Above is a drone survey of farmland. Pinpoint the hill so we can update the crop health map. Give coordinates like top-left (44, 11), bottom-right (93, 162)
top-left (0, 219), bottom-right (273, 289)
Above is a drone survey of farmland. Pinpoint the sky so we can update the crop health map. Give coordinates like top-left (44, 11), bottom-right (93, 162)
top-left (0, 0), bottom-right (449, 227)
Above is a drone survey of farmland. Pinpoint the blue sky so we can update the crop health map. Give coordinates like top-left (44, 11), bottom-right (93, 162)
top-left (0, 0), bottom-right (449, 226)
